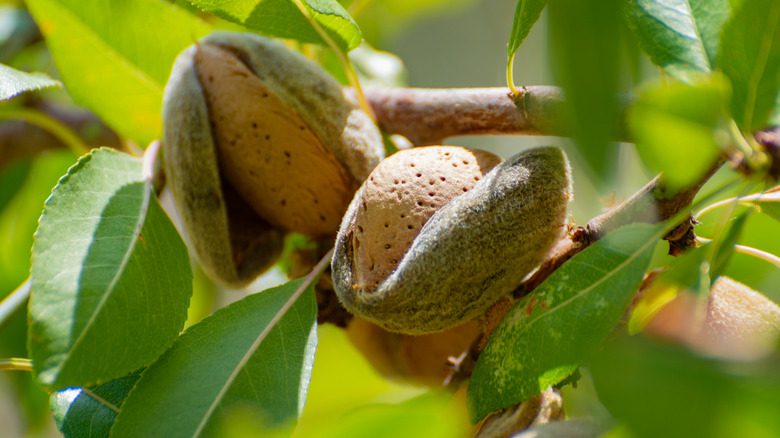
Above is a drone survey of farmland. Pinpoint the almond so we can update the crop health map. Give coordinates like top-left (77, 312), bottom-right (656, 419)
top-left (351, 146), bottom-right (502, 289)
top-left (333, 146), bottom-right (572, 334)
top-left (346, 317), bottom-right (481, 386)
top-left (195, 43), bottom-right (353, 236)
top-left (646, 276), bottom-right (780, 360)
top-left (163, 31), bottom-right (384, 286)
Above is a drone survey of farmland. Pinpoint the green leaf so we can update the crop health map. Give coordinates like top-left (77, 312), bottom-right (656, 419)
top-left (719, 0), bottom-right (780, 131)
top-left (629, 76), bottom-right (728, 193)
top-left (112, 279), bottom-right (317, 437)
top-left (25, 0), bottom-right (212, 145)
top-left (710, 210), bottom-right (750, 278)
top-left (755, 188), bottom-right (780, 222)
top-left (468, 224), bottom-right (658, 422)
top-left (186, 0), bottom-right (362, 51)
top-left (0, 62), bottom-right (59, 100)
top-left (547, 0), bottom-right (622, 184)
top-left (507, 0), bottom-right (547, 60)
top-left (626, 0), bottom-right (730, 81)
top-left (591, 337), bottom-right (780, 438)
top-left (29, 148), bottom-right (192, 389)
top-left (51, 372), bottom-right (140, 438)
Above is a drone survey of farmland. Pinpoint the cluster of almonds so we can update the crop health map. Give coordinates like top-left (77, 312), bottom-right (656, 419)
top-left (162, 31), bottom-right (780, 393)
top-left (163, 32), bottom-right (573, 387)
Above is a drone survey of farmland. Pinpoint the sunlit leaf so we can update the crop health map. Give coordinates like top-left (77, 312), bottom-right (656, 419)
top-left (468, 224), bottom-right (658, 422)
top-left (719, 0), bottom-right (780, 131)
top-left (51, 372), bottom-right (140, 438)
top-left (0, 62), bottom-right (59, 100)
top-left (25, 0), bottom-right (212, 145)
top-left (186, 0), bottom-right (361, 50)
top-left (29, 148), bottom-right (192, 389)
top-left (629, 76), bottom-right (728, 193)
top-left (626, 0), bottom-right (730, 81)
top-left (112, 280), bottom-right (317, 437)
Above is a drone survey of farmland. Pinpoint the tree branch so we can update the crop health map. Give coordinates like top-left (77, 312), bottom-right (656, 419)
top-left (359, 86), bottom-right (567, 145)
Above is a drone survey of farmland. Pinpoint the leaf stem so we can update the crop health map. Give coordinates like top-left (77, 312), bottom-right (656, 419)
top-left (506, 53), bottom-right (521, 96)
top-left (291, 0), bottom-right (375, 121)
top-left (0, 278), bottom-right (31, 327)
top-left (0, 357), bottom-right (33, 372)
top-left (694, 188), bottom-right (778, 219)
top-left (0, 108), bottom-right (90, 156)
top-left (697, 237), bottom-right (780, 269)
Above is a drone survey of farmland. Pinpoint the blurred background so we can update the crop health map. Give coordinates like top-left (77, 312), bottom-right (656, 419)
top-left (0, 0), bottom-right (778, 436)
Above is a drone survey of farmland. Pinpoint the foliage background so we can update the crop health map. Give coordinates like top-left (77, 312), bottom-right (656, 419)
top-left (0, 0), bottom-right (777, 436)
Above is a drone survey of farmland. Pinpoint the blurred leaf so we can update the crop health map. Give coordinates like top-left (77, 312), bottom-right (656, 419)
top-left (718, 0), bottom-right (780, 131)
top-left (658, 245), bottom-right (710, 295)
top-left (351, 43), bottom-right (407, 87)
top-left (591, 337), bottom-right (780, 438)
top-left (0, 62), bottom-right (59, 99)
top-left (346, 0), bottom-right (476, 44)
top-left (186, 0), bottom-right (361, 50)
top-left (0, 159), bottom-right (30, 218)
top-left (710, 210), bottom-right (750, 278)
top-left (0, 6), bottom-right (40, 63)
top-left (629, 76), bottom-right (728, 193)
top-left (25, 0), bottom-right (212, 145)
top-left (548, 0), bottom-right (622, 185)
top-left (313, 393), bottom-right (463, 438)
top-left (756, 187), bottom-right (780, 222)
top-left (318, 43), bottom-right (408, 87)
top-left (506, 0), bottom-right (547, 67)
top-left (468, 224), bottom-right (658, 422)
top-left (626, 0), bottom-right (729, 81)
top-left (628, 281), bottom-right (679, 335)
top-left (29, 148), bottom-right (192, 389)
top-left (112, 280), bottom-right (317, 437)
top-left (294, 324), bottom-right (425, 436)
top-left (0, 152), bottom-right (73, 295)
top-left (51, 371), bottom-right (140, 438)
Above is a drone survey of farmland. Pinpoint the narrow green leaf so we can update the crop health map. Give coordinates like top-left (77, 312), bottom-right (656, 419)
top-left (468, 224), bottom-right (658, 422)
top-left (547, 0), bottom-right (621, 184)
top-left (719, 0), bottom-right (780, 131)
top-left (755, 188), bottom-right (780, 222)
top-left (710, 210), bottom-right (750, 278)
top-left (51, 372), bottom-right (140, 438)
top-left (626, 0), bottom-right (730, 80)
top-left (629, 76), bottom-right (728, 193)
top-left (25, 0), bottom-right (212, 145)
top-left (29, 148), bottom-right (192, 389)
top-left (591, 337), bottom-right (780, 438)
top-left (112, 280), bottom-right (317, 437)
top-left (0, 63), bottom-right (59, 100)
top-left (186, 0), bottom-right (362, 51)
top-left (507, 0), bottom-right (547, 59)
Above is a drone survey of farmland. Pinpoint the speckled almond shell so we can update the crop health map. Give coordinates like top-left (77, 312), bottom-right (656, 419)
top-left (332, 147), bottom-right (572, 334)
top-left (163, 31), bottom-right (384, 286)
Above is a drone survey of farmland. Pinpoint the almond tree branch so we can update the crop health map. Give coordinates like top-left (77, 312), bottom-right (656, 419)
top-left (359, 86), bottom-right (568, 145)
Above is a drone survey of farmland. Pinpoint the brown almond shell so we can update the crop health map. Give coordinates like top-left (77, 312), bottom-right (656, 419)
top-left (332, 147), bottom-right (572, 334)
top-left (163, 31), bottom-right (383, 286)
